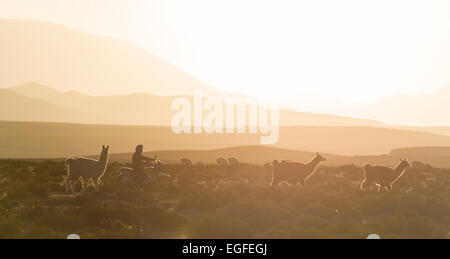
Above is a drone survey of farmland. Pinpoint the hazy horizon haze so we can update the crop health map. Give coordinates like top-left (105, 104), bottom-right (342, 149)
top-left (1, 0), bottom-right (450, 104)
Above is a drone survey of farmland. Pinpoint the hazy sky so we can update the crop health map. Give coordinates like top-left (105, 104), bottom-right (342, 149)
top-left (1, 0), bottom-right (450, 104)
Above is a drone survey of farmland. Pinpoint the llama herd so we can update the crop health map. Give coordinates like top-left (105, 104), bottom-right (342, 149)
top-left (64, 145), bottom-right (413, 194)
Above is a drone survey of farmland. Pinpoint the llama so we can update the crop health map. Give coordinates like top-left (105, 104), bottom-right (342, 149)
top-left (216, 157), bottom-right (229, 167)
top-left (65, 145), bottom-right (109, 194)
top-left (181, 158), bottom-right (193, 167)
top-left (361, 159), bottom-right (410, 192)
top-left (271, 153), bottom-right (326, 186)
top-left (227, 157), bottom-right (239, 166)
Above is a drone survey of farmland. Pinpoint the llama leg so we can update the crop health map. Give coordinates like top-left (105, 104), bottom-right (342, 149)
top-left (270, 177), bottom-right (281, 187)
top-left (386, 184), bottom-right (392, 192)
top-left (65, 178), bottom-right (70, 194)
top-left (377, 184), bottom-right (382, 192)
top-left (362, 179), bottom-right (372, 191)
top-left (93, 178), bottom-right (100, 192)
top-left (70, 180), bottom-right (76, 194)
top-left (85, 178), bottom-right (92, 192)
top-left (270, 178), bottom-right (277, 186)
top-left (80, 178), bottom-right (89, 193)
top-left (361, 179), bottom-right (367, 190)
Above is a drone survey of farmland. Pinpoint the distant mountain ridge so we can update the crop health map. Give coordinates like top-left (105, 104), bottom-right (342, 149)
top-left (1, 19), bottom-right (449, 126)
top-left (5, 82), bottom-right (385, 127)
top-left (0, 19), bottom-right (243, 99)
top-left (359, 85), bottom-right (450, 126)
top-left (0, 88), bottom-right (108, 124)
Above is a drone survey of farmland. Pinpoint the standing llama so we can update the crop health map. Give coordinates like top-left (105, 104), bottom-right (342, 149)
top-left (361, 159), bottom-right (410, 192)
top-left (271, 153), bottom-right (326, 186)
top-left (181, 158), bottom-right (193, 167)
top-left (216, 157), bottom-right (229, 167)
top-left (65, 145), bottom-right (109, 194)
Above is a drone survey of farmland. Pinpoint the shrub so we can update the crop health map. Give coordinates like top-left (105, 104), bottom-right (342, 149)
top-left (187, 215), bottom-right (254, 239)
top-left (0, 216), bottom-right (22, 238)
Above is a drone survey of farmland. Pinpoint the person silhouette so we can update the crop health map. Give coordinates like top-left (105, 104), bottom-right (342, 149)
top-left (132, 145), bottom-right (152, 181)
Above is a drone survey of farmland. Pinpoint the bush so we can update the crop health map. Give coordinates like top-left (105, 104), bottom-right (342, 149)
top-left (187, 215), bottom-right (254, 239)
top-left (0, 216), bottom-right (22, 238)
top-left (303, 204), bottom-right (336, 219)
top-left (1, 159), bottom-right (449, 239)
top-left (25, 226), bottom-right (61, 239)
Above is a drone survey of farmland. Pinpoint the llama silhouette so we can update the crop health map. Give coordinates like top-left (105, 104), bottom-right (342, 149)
top-left (65, 145), bottom-right (109, 194)
top-left (271, 153), bottom-right (326, 186)
top-left (361, 159), bottom-right (410, 192)
top-left (216, 157), bottom-right (229, 167)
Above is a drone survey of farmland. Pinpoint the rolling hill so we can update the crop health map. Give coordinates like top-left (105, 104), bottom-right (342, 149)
top-left (2, 121), bottom-right (450, 161)
top-left (108, 146), bottom-right (435, 169)
top-left (360, 85), bottom-right (450, 126)
top-left (398, 126), bottom-right (450, 137)
top-left (6, 83), bottom-right (385, 127)
top-left (390, 146), bottom-right (450, 167)
top-left (0, 89), bottom-right (107, 124)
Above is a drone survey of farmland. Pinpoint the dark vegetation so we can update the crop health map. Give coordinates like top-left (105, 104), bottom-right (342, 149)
top-left (0, 160), bottom-right (448, 239)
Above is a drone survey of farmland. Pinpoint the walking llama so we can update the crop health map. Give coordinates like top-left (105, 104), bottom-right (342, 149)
top-left (271, 153), bottom-right (326, 186)
top-left (65, 145), bottom-right (109, 194)
top-left (216, 157), bottom-right (229, 167)
top-left (361, 158), bottom-right (410, 192)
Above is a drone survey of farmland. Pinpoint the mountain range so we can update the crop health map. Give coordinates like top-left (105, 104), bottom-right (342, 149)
top-left (0, 19), bottom-right (240, 98)
top-left (3, 83), bottom-right (384, 127)
top-left (357, 85), bottom-right (450, 126)
top-left (2, 19), bottom-right (450, 126)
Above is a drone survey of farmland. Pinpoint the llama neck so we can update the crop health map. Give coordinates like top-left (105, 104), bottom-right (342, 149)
top-left (98, 151), bottom-right (109, 168)
top-left (306, 157), bottom-right (321, 172)
top-left (394, 164), bottom-right (408, 177)
top-left (392, 164), bottom-right (408, 183)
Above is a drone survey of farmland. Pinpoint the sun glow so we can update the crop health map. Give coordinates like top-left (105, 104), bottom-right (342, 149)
top-left (1, 0), bottom-right (450, 106)
top-left (125, 0), bottom-right (450, 104)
